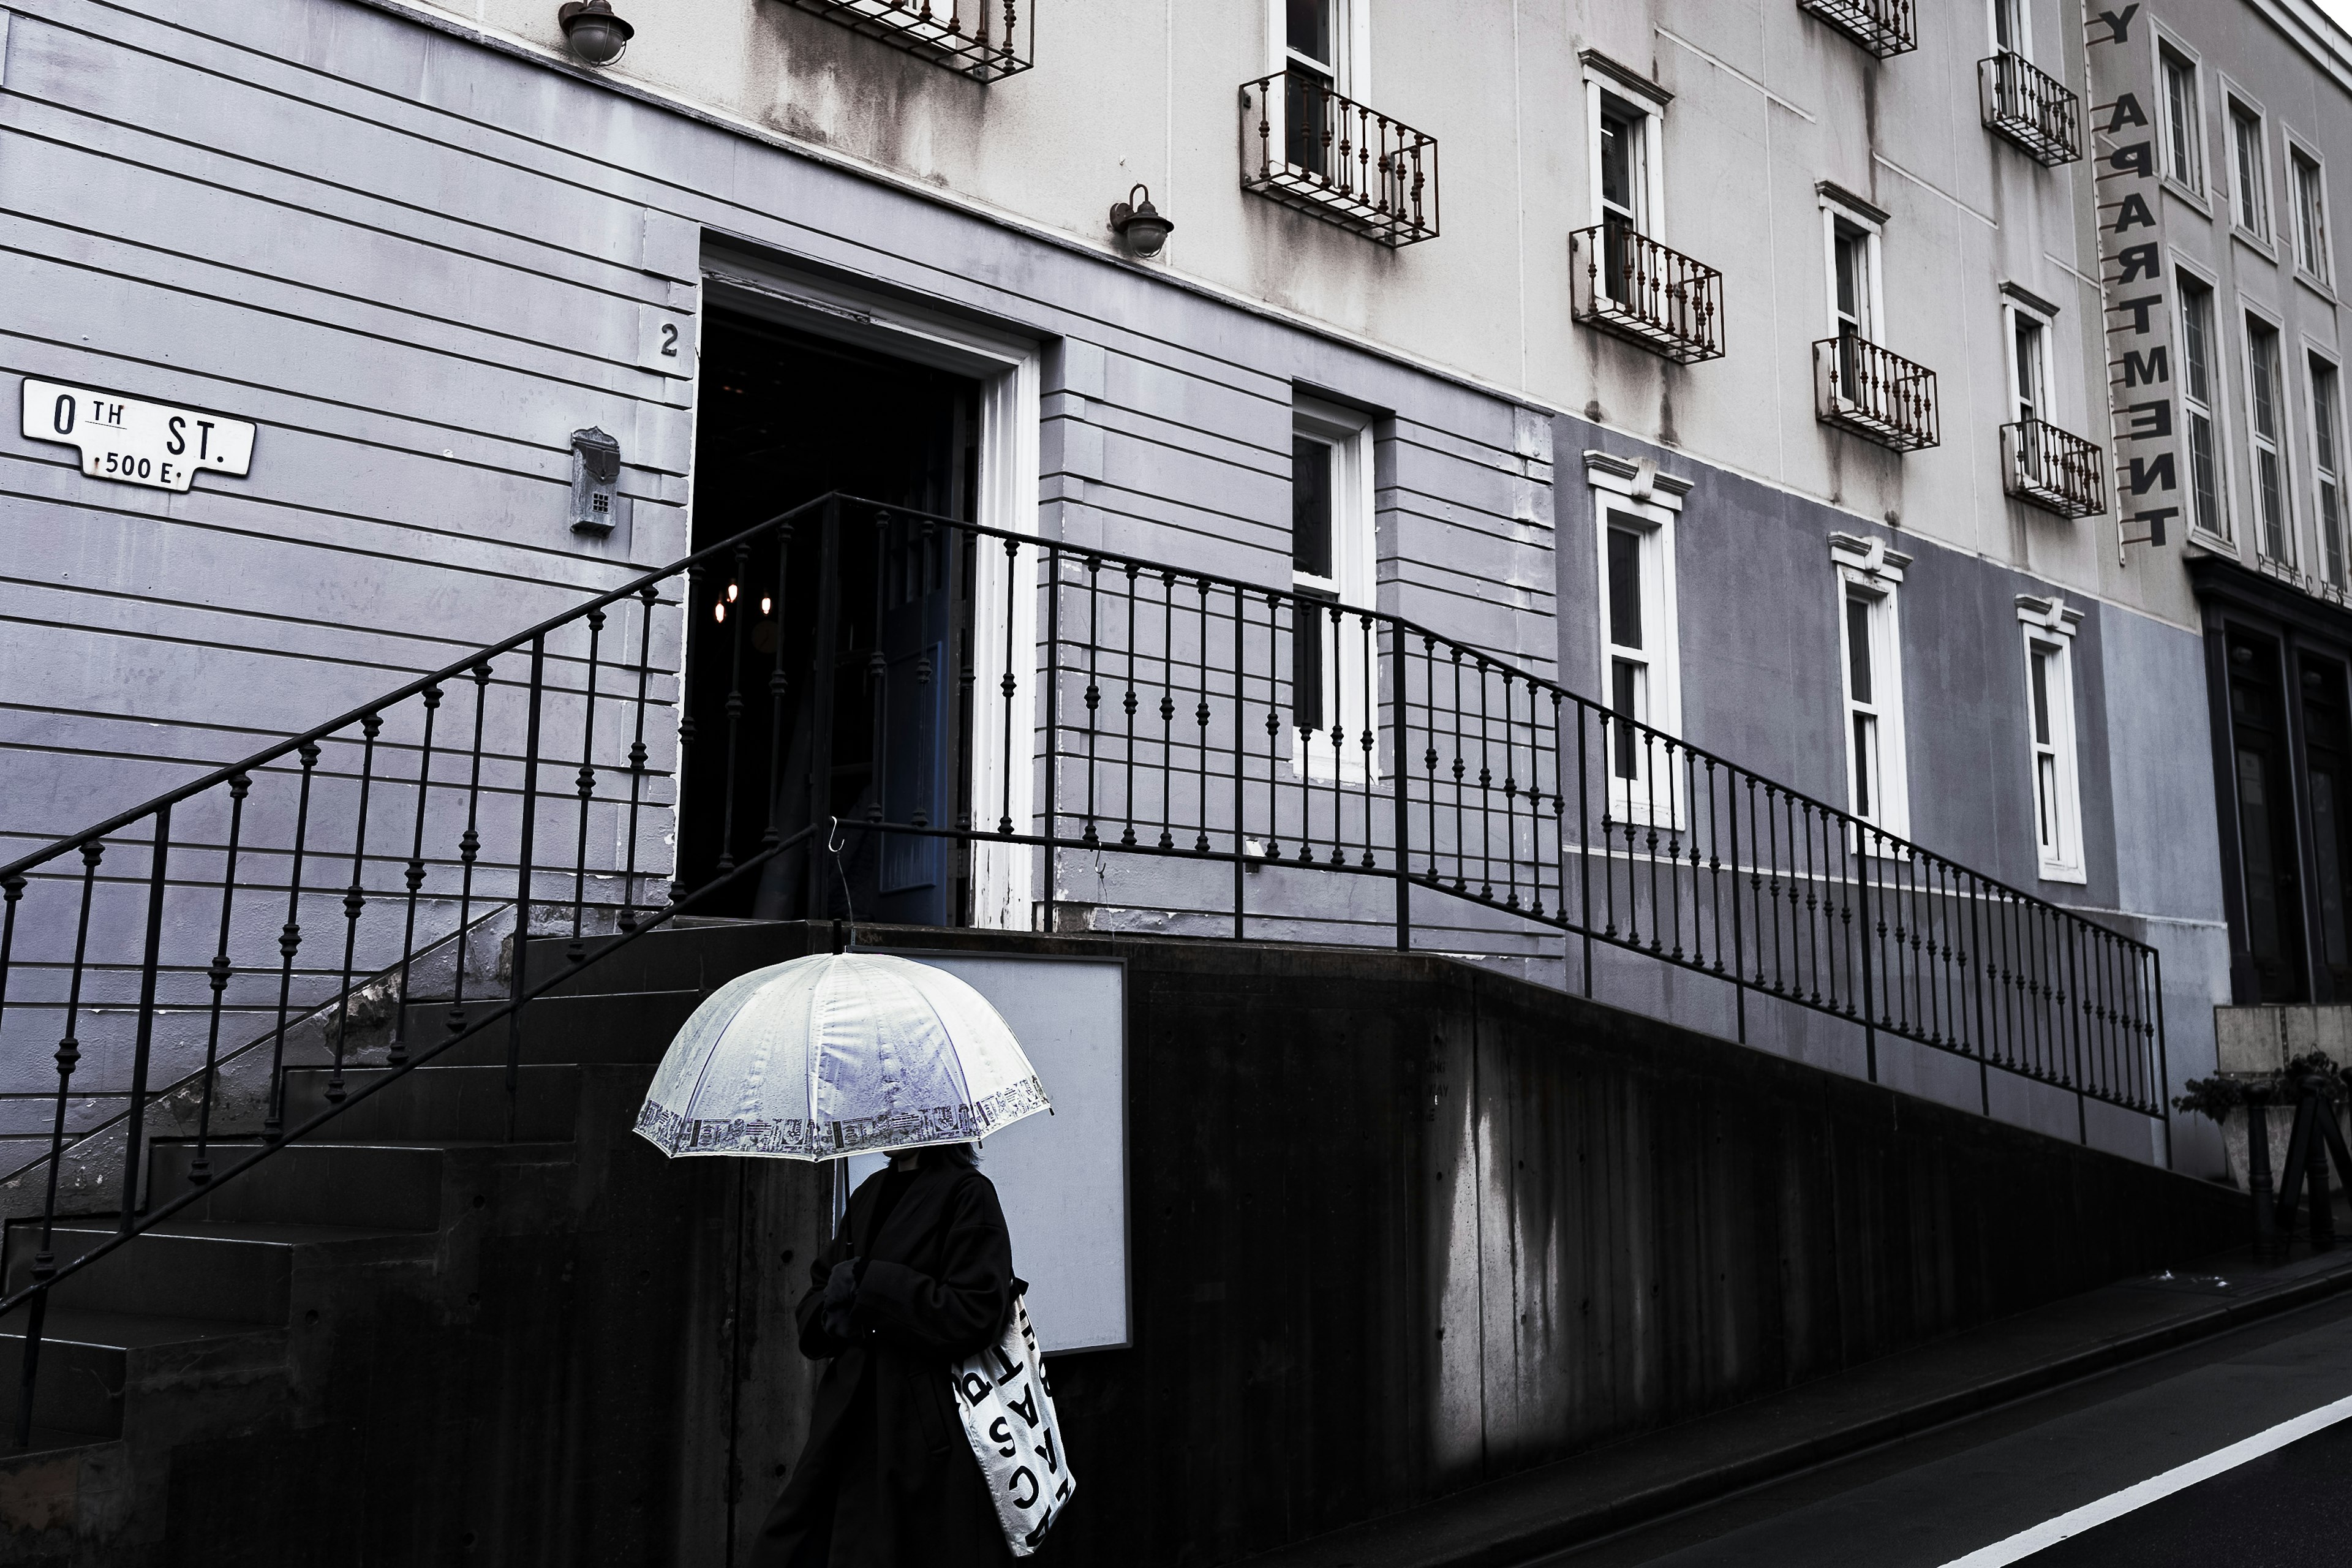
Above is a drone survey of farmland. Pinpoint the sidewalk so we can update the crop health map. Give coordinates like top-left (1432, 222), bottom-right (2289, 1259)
top-left (1238, 1231), bottom-right (2352, 1568)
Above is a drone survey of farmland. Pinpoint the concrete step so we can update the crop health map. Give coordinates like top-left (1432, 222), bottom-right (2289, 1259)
top-left (3, 1221), bottom-right (294, 1325)
top-left (0, 1308), bottom-right (274, 1442)
top-left (403, 990), bottom-right (702, 1068)
top-left (279, 1064), bottom-right (581, 1144)
top-left (532, 921), bottom-right (803, 998)
top-left (148, 1142), bottom-right (451, 1233)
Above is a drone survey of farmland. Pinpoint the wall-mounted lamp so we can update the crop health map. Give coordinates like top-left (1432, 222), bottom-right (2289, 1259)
top-left (557, 0), bottom-right (635, 65)
top-left (1110, 184), bottom-right (1174, 258)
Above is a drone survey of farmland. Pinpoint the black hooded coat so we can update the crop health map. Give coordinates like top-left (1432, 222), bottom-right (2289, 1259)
top-left (748, 1151), bottom-right (1019, 1568)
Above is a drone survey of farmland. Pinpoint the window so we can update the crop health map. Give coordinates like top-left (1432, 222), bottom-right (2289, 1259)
top-left (2247, 316), bottom-right (2292, 562)
top-left (1588, 454), bottom-right (1687, 823)
top-left (1990, 0), bottom-right (2025, 56)
top-left (2232, 102), bottom-right (2271, 238)
top-left (2008, 302), bottom-right (2050, 424)
top-left (2294, 151), bottom-right (2332, 282)
top-left (2315, 356), bottom-right (2345, 590)
top-left (2160, 47), bottom-right (2203, 192)
top-left (2178, 273), bottom-right (2226, 539)
top-left (1831, 534), bottom-right (1910, 839)
top-left (1597, 98), bottom-right (1653, 307)
top-left (1833, 221), bottom-right (1876, 344)
top-left (1275, 0), bottom-right (1362, 178)
top-left (1290, 396), bottom-right (1375, 778)
top-left (2018, 598), bottom-right (2086, 882)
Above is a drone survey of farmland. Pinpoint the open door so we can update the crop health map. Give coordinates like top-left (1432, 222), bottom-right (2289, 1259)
top-left (684, 310), bottom-right (980, 925)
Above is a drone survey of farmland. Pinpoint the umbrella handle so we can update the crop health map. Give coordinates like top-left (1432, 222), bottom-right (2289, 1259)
top-left (826, 816), bottom-right (857, 949)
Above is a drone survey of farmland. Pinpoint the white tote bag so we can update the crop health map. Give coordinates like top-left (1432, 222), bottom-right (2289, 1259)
top-left (950, 1295), bottom-right (1075, 1555)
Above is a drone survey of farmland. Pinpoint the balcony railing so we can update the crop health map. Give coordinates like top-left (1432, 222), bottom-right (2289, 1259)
top-left (1980, 51), bottom-right (2081, 166)
top-left (1815, 334), bottom-right (1940, 452)
top-left (1240, 70), bottom-right (1438, 247)
top-left (2003, 419), bottom-right (2106, 519)
top-left (783, 0), bottom-right (1031, 82)
top-left (1569, 225), bottom-right (1725, 364)
top-left (1797, 0), bottom-right (1917, 58)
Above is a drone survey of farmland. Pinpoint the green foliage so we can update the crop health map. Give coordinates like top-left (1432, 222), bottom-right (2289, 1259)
top-left (2174, 1052), bottom-right (2352, 1122)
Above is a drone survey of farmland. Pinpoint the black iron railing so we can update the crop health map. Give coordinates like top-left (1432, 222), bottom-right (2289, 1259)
top-left (2003, 418), bottom-right (2106, 519)
top-left (0, 492), bottom-right (2169, 1448)
top-left (1980, 51), bottom-right (2080, 166)
top-left (784, 0), bottom-right (1030, 81)
top-left (1816, 334), bottom-right (1940, 452)
top-left (1569, 225), bottom-right (1725, 364)
top-left (1240, 70), bottom-right (1437, 246)
top-left (1797, 0), bottom-right (1915, 57)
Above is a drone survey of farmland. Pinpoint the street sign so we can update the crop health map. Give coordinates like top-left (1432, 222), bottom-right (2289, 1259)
top-left (20, 378), bottom-right (255, 492)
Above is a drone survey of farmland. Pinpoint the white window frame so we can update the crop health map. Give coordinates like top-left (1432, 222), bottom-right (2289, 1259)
top-left (2242, 301), bottom-right (2297, 567)
top-left (2176, 260), bottom-right (2233, 545)
top-left (1831, 533), bottom-right (1912, 843)
top-left (1581, 56), bottom-right (1668, 236)
top-left (1820, 191), bottom-right (1887, 348)
top-left (2289, 138), bottom-right (2333, 287)
top-left (2017, 596), bottom-right (2087, 884)
top-left (1988, 0), bottom-right (2028, 59)
top-left (2154, 32), bottom-right (2207, 200)
top-left (2307, 345), bottom-right (2346, 592)
top-left (1289, 394), bottom-right (1378, 783)
top-left (1588, 453), bottom-right (1689, 828)
top-left (2228, 91), bottom-right (2275, 243)
top-left (1267, 0), bottom-right (1366, 97)
top-left (2003, 293), bottom-right (2055, 426)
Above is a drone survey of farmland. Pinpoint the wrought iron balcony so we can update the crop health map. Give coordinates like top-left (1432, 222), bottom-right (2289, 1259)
top-left (1980, 51), bottom-right (2081, 165)
top-left (1569, 225), bottom-right (1725, 364)
top-left (1240, 70), bottom-right (1438, 247)
top-left (1814, 334), bottom-right (1939, 451)
top-left (1796, 0), bottom-right (1916, 58)
top-left (783, 0), bottom-right (1030, 82)
top-left (2002, 418), bottom-right (2105, 518)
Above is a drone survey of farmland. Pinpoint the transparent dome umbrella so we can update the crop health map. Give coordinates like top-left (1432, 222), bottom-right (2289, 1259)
top-left (633, 952), bottom-right (1051, 1159)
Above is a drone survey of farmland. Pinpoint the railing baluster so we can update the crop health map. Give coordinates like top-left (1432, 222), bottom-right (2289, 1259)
top-left (265, 742), bottom-right (322, 1142)
top-left (389, 690), bottom-right (441, 1067)
top-left (569, 609), bottom-right (606, 964)
top-left (328, 715), bottom-right (383, 1103)
top-left (450, 663), bottom-right (492, 1036)
top-left (189, 775), bottom-right (251, 1185)
top-left (505, 636), bottom-right (547, 1139)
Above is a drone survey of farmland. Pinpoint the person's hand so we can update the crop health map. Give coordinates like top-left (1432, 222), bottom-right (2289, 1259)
top-left (820, 1257), bottom-right (863, 1341)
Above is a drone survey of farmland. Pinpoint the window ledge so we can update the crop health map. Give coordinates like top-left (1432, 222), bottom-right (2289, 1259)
top-left (2162, 177), bottom-right (2211, 217)
top-left (2037, 862), bottom-right (2089, 886)
top-left (2231, 226), bottom-right (2280, 266)
top-left (2296, 268), bottom-right (2339, 306)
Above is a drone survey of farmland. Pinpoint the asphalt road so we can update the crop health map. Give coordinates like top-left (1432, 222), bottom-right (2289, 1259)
top-left (1544, 1289), bottom-right (2352, 1568)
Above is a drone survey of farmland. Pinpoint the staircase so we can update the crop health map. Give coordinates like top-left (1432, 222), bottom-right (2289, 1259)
top-left (0, 923), bottom-right (777, 1566)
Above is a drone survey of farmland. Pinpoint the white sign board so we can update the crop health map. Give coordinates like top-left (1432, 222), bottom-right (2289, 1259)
top-left (859, 952), bottom-right (1129, 1354)
top-left (21, 379), bottom-right (255, 492)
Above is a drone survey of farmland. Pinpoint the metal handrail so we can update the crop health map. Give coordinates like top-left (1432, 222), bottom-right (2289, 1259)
top-left (782, 0), bottom-right (1031, 81)
top-left (1239, 70), bottom-right (1438, 246)
top-left (1815, 334), bottom-right (1941, 451)
top-left (0, 491), bottom-right (2169, 1448)
top-left (1797, 0), bottom-right (1917, 57)
top-left (1980, 51), bottom-right (2081, 166)
top-left (2003, 418), bottom-right (2106, 519)
top-left (1569, 224), bottom-right (1726, 364)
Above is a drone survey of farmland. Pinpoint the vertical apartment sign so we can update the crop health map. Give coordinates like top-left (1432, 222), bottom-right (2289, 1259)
top-left (2086, 4), bottom-right (2178, 562)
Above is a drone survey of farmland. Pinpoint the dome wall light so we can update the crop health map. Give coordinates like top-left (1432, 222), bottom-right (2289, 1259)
top-left (558, 0), bottom-right (635, 65)
top-left (1110, 184), bottom-right (1174, 258)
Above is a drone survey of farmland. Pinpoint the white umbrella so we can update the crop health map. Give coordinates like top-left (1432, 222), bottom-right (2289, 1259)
top-left (632, 951), bottom-right (1051, 1159)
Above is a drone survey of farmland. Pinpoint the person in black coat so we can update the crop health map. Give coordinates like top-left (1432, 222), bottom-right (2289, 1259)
top-left (750, 1143), bottom-right (1019, 1568)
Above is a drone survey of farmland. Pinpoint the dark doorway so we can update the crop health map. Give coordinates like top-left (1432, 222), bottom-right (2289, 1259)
top-left (682, 309), bottom-right (982, 924)
top-left (2302, 657), bottom-right (2352, 1000)
top-left (2228, 631), bottom-right (2307, 1001)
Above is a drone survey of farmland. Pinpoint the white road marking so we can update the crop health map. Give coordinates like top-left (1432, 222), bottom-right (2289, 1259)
top-left (1939, 1390), bottom-right (2352, 1566)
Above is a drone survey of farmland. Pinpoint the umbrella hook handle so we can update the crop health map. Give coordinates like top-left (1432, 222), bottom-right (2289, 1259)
top-left (826, 815), bottom-right (856, 951)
